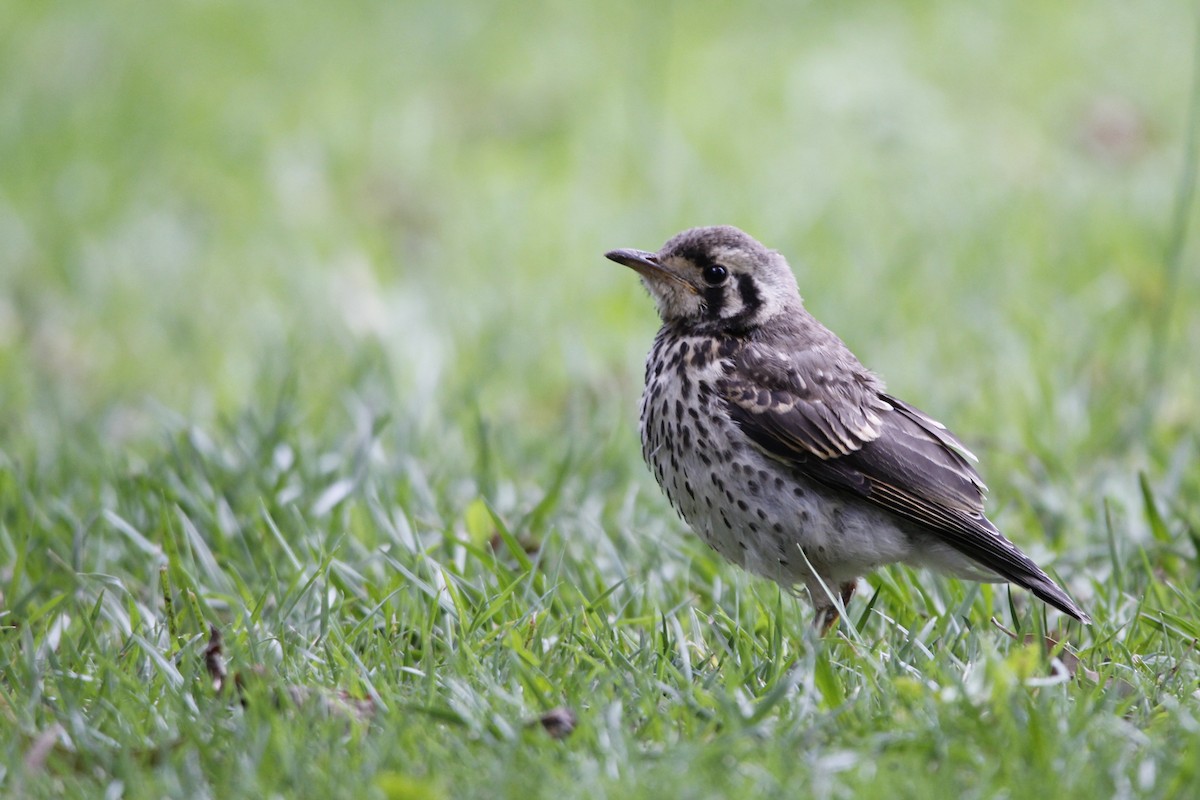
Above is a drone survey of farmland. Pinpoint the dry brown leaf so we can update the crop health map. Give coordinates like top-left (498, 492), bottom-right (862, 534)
top-left (207, 626), bottom-right (375, 721)
top-left (535, 706), bottom-right (578, 740)
top-left (204, 625), bottom-right (228, 693)
top-left (280, 684), bottom-right (377, 723)
top-left (990, 617), bottom-right (1136, 695)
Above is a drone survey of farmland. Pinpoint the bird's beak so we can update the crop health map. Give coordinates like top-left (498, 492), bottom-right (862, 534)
top-left (605, 248), bottom-right (698, 293)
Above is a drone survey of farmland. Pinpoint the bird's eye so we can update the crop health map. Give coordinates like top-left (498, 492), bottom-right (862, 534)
top-left (702, 265), bottom-right (728, 285)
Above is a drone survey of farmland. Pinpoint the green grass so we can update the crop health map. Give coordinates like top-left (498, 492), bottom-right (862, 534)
top-left (3, 0), bottom-right (1200, 797)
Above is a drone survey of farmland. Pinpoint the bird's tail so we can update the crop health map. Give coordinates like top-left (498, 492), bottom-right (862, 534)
top-left (1019, 569), bottom-right (1091, 624)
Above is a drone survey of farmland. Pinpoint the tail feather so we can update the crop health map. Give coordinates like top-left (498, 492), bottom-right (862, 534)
top-left (1019, 570), bottom-right (1091, 624)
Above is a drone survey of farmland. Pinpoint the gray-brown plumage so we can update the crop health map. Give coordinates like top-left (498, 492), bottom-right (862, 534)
top-left (607, 225), bottom-right (1088, 629)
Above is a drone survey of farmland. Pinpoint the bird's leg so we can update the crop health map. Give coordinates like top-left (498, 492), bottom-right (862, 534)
top-left (813, 581), bottom-right (858, 635)
top-left (815, 605), bottom-right (839, 635)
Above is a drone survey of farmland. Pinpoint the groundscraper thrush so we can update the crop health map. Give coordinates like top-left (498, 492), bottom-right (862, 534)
top-left (606, 226), bottom-right (1089, 630)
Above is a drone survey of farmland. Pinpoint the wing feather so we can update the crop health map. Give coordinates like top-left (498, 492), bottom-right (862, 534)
top-left (721, 342), bottom-right (1088, 621)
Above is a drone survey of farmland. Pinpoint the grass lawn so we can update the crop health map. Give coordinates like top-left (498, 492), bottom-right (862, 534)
top-left (3, 1), bottom-right (1200, 797)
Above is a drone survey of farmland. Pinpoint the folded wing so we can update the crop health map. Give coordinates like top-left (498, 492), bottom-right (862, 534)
top-left (721, 342), bottom-right (1088, 622)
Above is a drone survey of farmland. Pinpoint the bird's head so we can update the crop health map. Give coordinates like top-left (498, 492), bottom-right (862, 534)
top-left (606, 226), bottom-right (802, 331)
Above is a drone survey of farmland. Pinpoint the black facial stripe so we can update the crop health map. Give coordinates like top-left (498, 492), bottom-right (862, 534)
top-left (667, 244), bottom-right (723, 319)
top-left (703, 284), bottom-right (724, 319)
top-left (718, 273), bottom-right (762, 329)
top-left (736, 273), bottom-right (761, 314)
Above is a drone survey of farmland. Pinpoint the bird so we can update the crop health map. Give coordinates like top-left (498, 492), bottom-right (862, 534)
top-left (606, 225), bottom-right (1089, 631)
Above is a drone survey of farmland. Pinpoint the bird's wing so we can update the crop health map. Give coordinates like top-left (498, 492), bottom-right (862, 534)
top-left (720, 343), bottom-right (986, 517)
top-left (721, 343), bottom-right (1088, 621)
top-left (720, 342), bottom-right (890, 460)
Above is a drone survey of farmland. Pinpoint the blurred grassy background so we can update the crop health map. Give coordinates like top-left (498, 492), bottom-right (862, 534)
top-left (3, 0), bottom-right (1195, 459)
top-left (2, 1), bottom-right (1200, 795)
